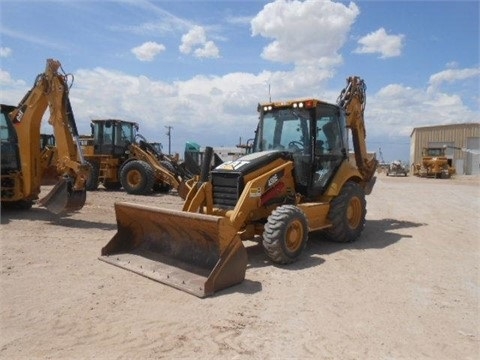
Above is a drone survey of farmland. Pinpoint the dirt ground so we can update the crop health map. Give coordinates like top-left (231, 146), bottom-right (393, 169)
top-left (1, 173), bottom-right (479, 360)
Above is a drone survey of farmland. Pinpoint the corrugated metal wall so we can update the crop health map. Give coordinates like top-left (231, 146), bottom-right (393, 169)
top-left (410, 123), bottom-right (480, 175)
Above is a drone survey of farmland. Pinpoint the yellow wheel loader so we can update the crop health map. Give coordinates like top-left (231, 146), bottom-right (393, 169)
top-left (1, 59), bottom-right (89, 214)
top-left (81, 119), bottom-right (192, 198)
top-left (100, 76), bottom-right (378, 297)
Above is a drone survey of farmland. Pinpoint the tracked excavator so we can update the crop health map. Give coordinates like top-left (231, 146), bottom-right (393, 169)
top-left (100, 76), bottom-right (378, 297)
top-left (0, 59), bottom-right (89, 214)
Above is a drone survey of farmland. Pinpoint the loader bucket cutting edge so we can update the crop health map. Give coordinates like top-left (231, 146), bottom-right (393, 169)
top-left (39, 179), bottom-right (86, 214)
top-left (99, 202), bottom-right (248, 297)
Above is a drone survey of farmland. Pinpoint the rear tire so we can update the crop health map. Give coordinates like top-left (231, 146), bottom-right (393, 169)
top-left (262, 205), bottom-right (308, 264)
top-left (85, 161), bottom-right (99, 191)
top-left (120, 160), bottom-right (155, 195)
top-left (324, 181), bottom-right (366, 243)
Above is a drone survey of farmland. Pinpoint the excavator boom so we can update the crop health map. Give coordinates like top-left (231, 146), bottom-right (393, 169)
top-left (337, 76), bottom-right (378, 191)
top-left (4, 59), bottom-right (88, 213)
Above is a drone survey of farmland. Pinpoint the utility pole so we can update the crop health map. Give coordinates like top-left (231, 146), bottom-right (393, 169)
top-left (165, 125), bottom-right (173, 155)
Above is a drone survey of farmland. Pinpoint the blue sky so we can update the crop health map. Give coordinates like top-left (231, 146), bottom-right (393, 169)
top-left (1, 0), bottom-right (479, 162)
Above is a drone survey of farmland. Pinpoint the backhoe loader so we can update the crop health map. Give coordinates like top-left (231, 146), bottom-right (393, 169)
top-left (100, 76), bottom-right (378, 297)
top-left (81, 119), bottom-right (191, 198)
top-left (1, 59), bottom-right (89, 214)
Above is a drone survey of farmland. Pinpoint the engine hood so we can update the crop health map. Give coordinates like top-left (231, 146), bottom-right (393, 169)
top-left (212, 150), bottom-right (292, 176)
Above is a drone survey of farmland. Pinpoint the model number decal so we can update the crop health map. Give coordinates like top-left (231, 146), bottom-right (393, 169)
top-left (266, 169), bottom-right (284, 189)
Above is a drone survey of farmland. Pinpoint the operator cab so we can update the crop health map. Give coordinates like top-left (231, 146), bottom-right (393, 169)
top-left (0, 104), bottom-right (21, 174)
top-left (91, 119), bottom-right (138, 156)
top-left (255, 99), bottom-right (347, 196)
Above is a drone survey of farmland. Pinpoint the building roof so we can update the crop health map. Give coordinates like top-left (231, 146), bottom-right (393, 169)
top-left (410, 122), bottom-right (480, 137)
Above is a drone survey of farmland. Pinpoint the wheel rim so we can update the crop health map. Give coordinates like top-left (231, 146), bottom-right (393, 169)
top-left (126, 169), bottom-right (141, 188)
top-left (285, 219), bottom-right (304, 252)
top-left (346, 196), bottom-right (362, 229)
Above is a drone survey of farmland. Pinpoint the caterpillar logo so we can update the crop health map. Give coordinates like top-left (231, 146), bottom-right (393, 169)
top-left (12, 105), bottom-right (27, 124)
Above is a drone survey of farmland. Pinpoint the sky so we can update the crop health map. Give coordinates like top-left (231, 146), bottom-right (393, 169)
top-left (1, 0), bottom-right (479, 162)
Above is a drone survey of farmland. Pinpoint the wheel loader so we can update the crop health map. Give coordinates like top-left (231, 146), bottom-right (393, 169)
top-left (81, 119), bottom-right (192, 197)
top-left (1, 59), bottom-right (89, 214)
top-left (100, 76), bottom-right (378, 297)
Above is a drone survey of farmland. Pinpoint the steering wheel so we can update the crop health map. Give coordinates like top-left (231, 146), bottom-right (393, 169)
top-left (288, 141), bottom-right (304, 152)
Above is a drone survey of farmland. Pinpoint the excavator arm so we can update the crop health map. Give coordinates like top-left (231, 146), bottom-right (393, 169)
top-left (337, 76), bottom-right (378, 191)
top-left (8, 59), bottom-right (88, 214)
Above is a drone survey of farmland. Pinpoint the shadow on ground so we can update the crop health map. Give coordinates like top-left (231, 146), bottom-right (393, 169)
top-left (0, 206), bottom-right (117, 230)
top-left (246, 218), bottom-right (426, 272)
top-left (221, 218), bottom-right (426, 296)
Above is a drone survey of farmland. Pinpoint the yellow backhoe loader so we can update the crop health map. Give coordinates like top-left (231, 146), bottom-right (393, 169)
top-left (1, 59), bottom-right (89, 214)
top-left (100, 76), bottom-right (378, 297)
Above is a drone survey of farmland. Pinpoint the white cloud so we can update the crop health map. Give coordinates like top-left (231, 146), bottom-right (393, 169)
top-left (354, 27), bottom-right (405, 58)
top-left (131, 41), bottom-right (166, 61)
top-left (0, 69), bottom-right (27, 99)
top-left (68, 63), bottom-right (477, 150)
top-left (428, 67), bottom-right (480, 92)
top-left (179, 26), bottom-right (220, 59)
top-left (251, 0), bottom-right (359, 66)
top-left (3, 59), bottom-right (477, 156)
top-left (193, 41), bottom-right (220, 58)
top-left (367, 78), bottom-right (478, 138)
top-left (0, 47), bottom-right (12, 58)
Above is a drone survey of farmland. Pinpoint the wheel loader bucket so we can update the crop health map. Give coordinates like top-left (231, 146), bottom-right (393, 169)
top-left (39, 178), bottom-right (86, 214)
top-left (99, 202), bottom-right (248, 298)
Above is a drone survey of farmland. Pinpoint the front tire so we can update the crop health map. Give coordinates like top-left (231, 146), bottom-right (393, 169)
top-left (120, 160), bottom-right (155, 195)
top-left (262, 205), bottom-right (308, 264)
top-left (324, 181), bottom-right (366, 243)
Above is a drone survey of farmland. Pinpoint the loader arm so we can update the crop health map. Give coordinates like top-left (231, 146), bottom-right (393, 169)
top-left (8, 59), bottom-right (88, 213)
top-left (128, 143), bottom-right (191, 197)
top-left (337, 76), bottom-right (378, 187)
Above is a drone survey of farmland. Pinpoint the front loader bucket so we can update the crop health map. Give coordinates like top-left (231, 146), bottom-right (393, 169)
top-left (99, 202), bottom-right (248, 298)
top-left (39, 178), bottom-right (86, 214)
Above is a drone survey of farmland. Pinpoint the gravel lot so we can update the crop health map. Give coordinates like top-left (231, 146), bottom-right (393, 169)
top-left (1, 173), bottom-right (479, 359)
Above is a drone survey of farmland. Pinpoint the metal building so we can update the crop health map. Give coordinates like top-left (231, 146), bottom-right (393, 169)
top-left (410, 123), bottom-right (480, 175)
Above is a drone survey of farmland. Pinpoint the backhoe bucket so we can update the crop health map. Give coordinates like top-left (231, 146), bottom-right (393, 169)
top-left (39, 178), bottom-right (86, 214)
top-left (99, 202), bottom-right (248, 298)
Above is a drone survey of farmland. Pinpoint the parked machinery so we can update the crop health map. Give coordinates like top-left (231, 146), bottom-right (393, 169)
top-left (81, 119), bottom-right (191, 197)
top-left (1, 59), bottom-right (88, 213)
top-left (386, 160), bottom-right (408, 177)
top-left (100, 76), bottom-right (378, 297)
top-left (413, 147), bottom-right (455, 178)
